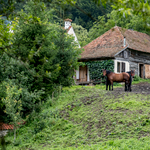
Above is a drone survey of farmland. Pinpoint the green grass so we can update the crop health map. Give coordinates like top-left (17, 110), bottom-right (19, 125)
top-left (3, 82), bottom-right (150, 150)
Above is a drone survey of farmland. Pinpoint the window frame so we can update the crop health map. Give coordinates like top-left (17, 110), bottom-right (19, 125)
top-left (117, 61), bottom-right (126, 73)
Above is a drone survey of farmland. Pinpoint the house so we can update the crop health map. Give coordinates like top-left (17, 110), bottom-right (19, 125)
top-left (0, 121), bottom-right (26, 137)
top-left (64, 19), bottom-right (83, 83)
top-left (75, 26), bottom-right (150, 84)
top-left (65, 18), bottom-right (81, 48)
top-left (0, 122), bottom-right (13, 137)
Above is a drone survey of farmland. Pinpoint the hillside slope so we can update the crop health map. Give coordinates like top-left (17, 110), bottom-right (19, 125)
top-left (5, 83), bottom-right (150, 150)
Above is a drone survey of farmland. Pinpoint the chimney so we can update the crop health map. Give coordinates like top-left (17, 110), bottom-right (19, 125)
top-left (124, 37), bottom-right (126, 47)
top-left (64, 18), bottom-right (72, 29)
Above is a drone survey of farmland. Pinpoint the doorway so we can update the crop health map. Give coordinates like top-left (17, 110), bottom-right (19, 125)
top-left (139, 64), bottom-right (144, 78)
top-left (79, 66), bottom-right (87, 82)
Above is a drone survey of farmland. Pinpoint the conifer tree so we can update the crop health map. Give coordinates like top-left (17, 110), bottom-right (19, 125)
top-left (11, 1), bottom-right (81, 95)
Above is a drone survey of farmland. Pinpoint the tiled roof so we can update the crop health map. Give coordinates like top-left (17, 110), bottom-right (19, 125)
top-left (0, 122), bottom-right (14, 130)
top-left (119, 27), bottom-right (150, 53)
top-left (0, 121), bottom-right (26, 130)
top-left (81, 26), bottom-right (150, 60)
top-left (64, 18), bottom-right (72, 22)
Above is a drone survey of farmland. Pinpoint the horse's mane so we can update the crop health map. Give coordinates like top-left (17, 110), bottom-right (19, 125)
top-left (127, 70), bottom-right (134, 75)
top-left (126, 71), bottom-right (131, 75)
top-left (106, 70), bottom-right (112, 75)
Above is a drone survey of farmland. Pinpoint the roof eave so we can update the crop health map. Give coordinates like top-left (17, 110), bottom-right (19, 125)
top-left (114, 45), bottom-right (129, 57)
top-left (78, 56), bottom-right (115, 62)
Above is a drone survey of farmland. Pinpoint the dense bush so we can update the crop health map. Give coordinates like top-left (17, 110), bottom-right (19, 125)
top-left (0, 1), bottom-right (81, 122)
top-left (133, 75), bottom-right (141, 81)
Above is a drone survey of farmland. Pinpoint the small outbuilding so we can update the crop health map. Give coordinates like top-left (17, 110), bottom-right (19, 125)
top-left (0, 122), bottom-right (13, 137)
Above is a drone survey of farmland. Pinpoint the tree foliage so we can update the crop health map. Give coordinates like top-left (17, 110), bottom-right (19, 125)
top-left (72, 23), bottom-right (90, 47)
top-left (0, 1), bottom-right (82, 122)
top-left (2, 81), bottom-right (22, 142)
top-left (88, 10), bottom-right (150, 42)
top-left (11, 1), bottom-right (81, 94)
top-left (69, 0), bottom-right (111, 30)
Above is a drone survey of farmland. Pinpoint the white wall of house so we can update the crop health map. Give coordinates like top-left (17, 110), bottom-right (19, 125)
top-left (0, 130), bottom-right (8, 137)
top-left (76, 69), bottom-right (79, 79)
top-left (65, 19), bottom-right (82, 81)
top-left (87, 67), bottom-right (90, 82)
top-left (114, 59), bottom-right (130, 73)
top-left (65, 21), bottom-right (71, 29)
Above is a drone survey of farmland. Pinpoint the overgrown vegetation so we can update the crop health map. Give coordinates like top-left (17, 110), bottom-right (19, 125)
top-left (85, 60), bottom-right (114, 82)
top-left (3, 81), bottom-right (150, 150)
top-left (1, 0), bottom-right (150, 149)
top-left (0, 1), bottom-right (81, 125)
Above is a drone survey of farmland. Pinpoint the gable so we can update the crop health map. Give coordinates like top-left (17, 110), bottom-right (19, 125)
top-left (115, 49), bottom-right (130, 59)
top-left (67, 26), bottom-right (81, 48)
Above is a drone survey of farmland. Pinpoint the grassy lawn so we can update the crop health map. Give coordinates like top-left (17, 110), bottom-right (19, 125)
top-left (3, 79), bottom-right (150, 150)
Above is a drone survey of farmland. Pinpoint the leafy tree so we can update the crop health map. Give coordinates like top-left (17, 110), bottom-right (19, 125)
top-left (68, 0), bottom-right (111, 30)
top-left (0, 0), bottom-right (81, 123)
top-left (74, 17), bottom-right (79, 25)
top-left (10, 1), bottom-right (81, 95)
top-left (0, 52), bottom-right (43, 120)
top-left (2, 81), bottom-right (22, 142)
top-left (72, 23), bottom-right (90, 47)
top-left (88, 10), bottom-right (150, 42)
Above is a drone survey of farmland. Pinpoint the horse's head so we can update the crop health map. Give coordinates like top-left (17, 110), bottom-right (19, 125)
top-left (131, 70), bottom-right (135, 77)
top-left (102, 69), bottom-right (107, 76)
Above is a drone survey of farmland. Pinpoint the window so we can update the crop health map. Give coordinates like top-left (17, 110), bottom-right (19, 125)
top-left (117, 61), bottom-right (126, 73)
top-left (117, 62), bottom-right (120, 72)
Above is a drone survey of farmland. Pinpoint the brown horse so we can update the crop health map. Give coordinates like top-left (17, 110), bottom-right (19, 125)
top-left (102, 69), bottom-right (131, 91)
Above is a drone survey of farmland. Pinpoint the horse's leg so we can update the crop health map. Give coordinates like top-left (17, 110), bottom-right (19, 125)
top-left (125, 80), bottom-right (128, 91)
top-left (109, 82), bottom-right (111, 90)
top-left (129, 76), bottom-right (132, 92)
top-left (108, 79), bottom-right (111, 91)
top-left (125, 81), bottom-right (127, 91)
top-left (106, 77), bottom-right (108, 90)
top-left (110, 80), bottom-right (113, 91)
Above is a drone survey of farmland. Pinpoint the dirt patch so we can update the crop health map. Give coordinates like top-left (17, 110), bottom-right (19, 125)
top-left (108, 82), bottom-right (150, 96)
top-left (61, 82), bottom-right (150, 119)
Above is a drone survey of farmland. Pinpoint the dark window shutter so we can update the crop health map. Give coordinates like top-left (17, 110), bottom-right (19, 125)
top-left (121, 62), bottom-right (126, 72)
top-left (117, 62), bottom-right (120, 72)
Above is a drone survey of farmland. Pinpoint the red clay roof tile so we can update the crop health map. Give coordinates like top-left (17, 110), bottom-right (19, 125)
top-left (0, 122), bottom-right (14, 130)
top-left (80, 26), bottom-right (150, 60)
top-left (64, 18), bottom-right (72, 22)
